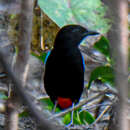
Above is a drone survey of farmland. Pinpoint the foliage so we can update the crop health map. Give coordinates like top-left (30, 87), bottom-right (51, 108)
top-left (38, 0), bottom-right (110, 33)
top-left (0, 92), bottom-right (8, 100)
top-left (40, 98), bottom-right (61, 112)
top-left (31, 51), bottom-right (48, 64)
top-left (93, 36), bottom-right (110, 59)
top-left (40, 98), bottom-right (54, 111)
top-left (79, 110), bottom-right (95, 124)
top-left (87, 35), bottom-right (115, 89)
top-left (87, 66), bottom-right (114, 89)
top-left (40, 98), bottom-right (95, 125)
top-left (19, 111), bottom-right (30, 118)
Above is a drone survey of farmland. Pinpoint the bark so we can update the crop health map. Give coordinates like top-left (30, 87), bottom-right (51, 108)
top-left (4, 0), bottom-right (34, 129)
top-left (102, 0), bottom-right (129, 130)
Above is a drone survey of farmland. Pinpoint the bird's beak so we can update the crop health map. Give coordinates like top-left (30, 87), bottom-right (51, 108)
top-left (80, 30), bottom-right (100, 46)
top-left (83, 30), bottom-right (100, 37)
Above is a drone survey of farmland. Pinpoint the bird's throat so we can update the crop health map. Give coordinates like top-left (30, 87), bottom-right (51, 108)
top-left (57, 97), bottom-right (72, 109)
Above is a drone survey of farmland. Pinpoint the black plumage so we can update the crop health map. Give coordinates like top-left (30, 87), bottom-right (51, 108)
top-left (44, 25), bottom-right (99, 109)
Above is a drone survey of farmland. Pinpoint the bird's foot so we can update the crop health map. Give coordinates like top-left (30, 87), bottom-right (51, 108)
top-left (52, 100), bottom-right (58, 114)
top-left (65, 121), bottom-right (74, 128)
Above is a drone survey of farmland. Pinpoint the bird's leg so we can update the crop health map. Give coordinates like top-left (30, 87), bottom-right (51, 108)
top-left (71, 102), bottom-right (75, 125)
top-left (52, 100), bottom-right (58, 114)
top-left (66, 103), bottom-right (75, 127)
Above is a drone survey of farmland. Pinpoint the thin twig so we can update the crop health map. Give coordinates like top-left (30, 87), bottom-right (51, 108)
top-left (50, 91), bottom-right (109, 119)
top-left (90, 88), bottom-right (119, 97)
top-left (37, 95), bottom-right (49, 100)
top-left (81, 103), bottom-right (112, 112)
top-left (93, 105), bottom-right (111, 124)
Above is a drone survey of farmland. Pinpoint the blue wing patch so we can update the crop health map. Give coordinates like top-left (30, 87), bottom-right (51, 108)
top-left (44, 50), bottom-right (51, 65)
top-left (81, 54), bottom-right (85, 72)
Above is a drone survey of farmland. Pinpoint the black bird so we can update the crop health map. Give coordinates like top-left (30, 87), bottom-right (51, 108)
top-left (44, 25), bottom-right (99, 109)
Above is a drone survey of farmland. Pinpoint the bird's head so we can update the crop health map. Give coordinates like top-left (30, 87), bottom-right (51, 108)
top-left (54, 25), bottom-right (99, 49)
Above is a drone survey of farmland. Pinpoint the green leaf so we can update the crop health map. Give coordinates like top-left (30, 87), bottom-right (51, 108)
top-left (0, 92), bottom-right (8, 100)
top-left (63, 112), bottom-right (71, 125)
top-left (40, 98), bottom-right (54, 111)
top-left (40, 98), bottom-right (61, 112)
top-left (63, 107), bottom-right (95, 125)
top-left (88, 66), bottom-right (114, 89)
top-left (93, 36), bottom-right (110, 58)
top-left (38, 0), bottom-right (110, 33)
top-left (39, 52), bottom-right (49, 64)
top-left (31, 51), bottom-right (48, 64)
top-left (73, 109), bottom-right (82, 125)
top-left (19, 111), bottom-right (29, 118)
top-left (79, 111), bottom-right (95, 124)
top-left (31, 52), bottom-right (41, 60)
top-left (63, 108), bottom-right (82, 125)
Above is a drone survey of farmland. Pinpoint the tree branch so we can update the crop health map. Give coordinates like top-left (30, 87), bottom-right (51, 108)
top-left (102, 0), bottom-right (129, 129)
top-left (0, 49), bottom-right (55, 130)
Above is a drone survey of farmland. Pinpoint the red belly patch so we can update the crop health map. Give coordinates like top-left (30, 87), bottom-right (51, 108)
top-left (57, 97), bottom-right (72, 109)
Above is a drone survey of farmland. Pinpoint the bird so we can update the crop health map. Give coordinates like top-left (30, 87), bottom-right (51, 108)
top-left (44, 24), bottom-right (99, 110)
